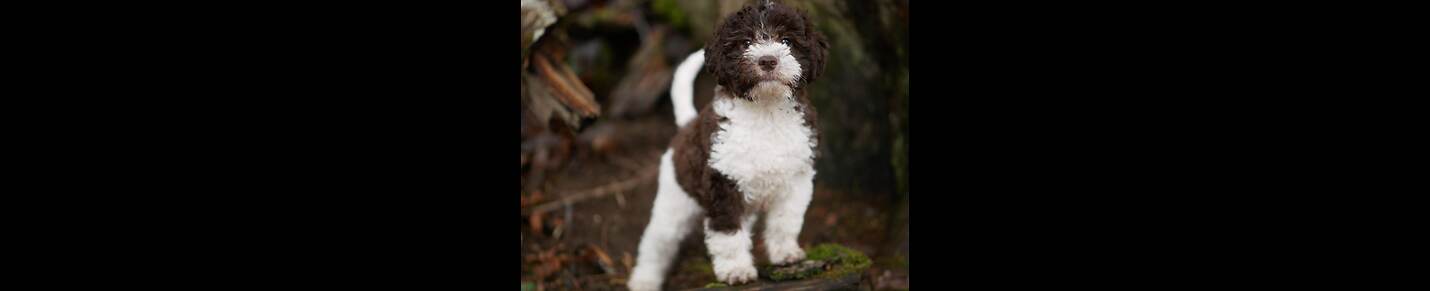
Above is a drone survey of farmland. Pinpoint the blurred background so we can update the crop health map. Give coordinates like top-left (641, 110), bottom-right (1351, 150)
top-left (521, 0), bottom-right (907, 289)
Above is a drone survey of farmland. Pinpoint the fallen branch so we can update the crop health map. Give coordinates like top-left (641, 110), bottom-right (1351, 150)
top-left (522, 166), bottom-right (657, 216)
top-left (533, 52), bottom-right (601, 117)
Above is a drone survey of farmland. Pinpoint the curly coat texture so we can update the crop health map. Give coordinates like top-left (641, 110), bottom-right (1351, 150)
top-left (674, 3), bottom-right (828, 233)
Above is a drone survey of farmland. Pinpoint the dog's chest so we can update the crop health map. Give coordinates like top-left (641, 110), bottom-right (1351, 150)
top-left (708, 97), bottom-right (815, 205)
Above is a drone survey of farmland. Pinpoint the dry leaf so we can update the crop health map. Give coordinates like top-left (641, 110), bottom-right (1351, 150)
top-left (587, 244), bottom-right (618, 274)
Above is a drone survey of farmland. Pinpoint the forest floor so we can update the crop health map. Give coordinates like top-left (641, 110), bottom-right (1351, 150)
top-left (521, 110), bottom-right (908, 291)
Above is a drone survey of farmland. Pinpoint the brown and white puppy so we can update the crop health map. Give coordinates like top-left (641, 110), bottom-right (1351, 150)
top-left (629, 1), bottom-right (828, 290)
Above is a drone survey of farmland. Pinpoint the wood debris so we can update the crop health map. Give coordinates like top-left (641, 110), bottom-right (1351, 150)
top-left (521, 165), bottom-right (657, 216)
top-left (533, 52), bottom-right (601, 119)
top-left (606, 25), bottom-right (674, 118)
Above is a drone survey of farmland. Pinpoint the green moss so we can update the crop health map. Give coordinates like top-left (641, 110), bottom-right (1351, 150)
top-left (702, 282), bottom-right (729, 288)
top-left (765, 244), bottom-right (872, 281)
top-left (520, 282), bottom-right (535, 291)
top-left (805, 244), bottom-right (872, 279)
top-left (766, 260), bottom-right (826, 281)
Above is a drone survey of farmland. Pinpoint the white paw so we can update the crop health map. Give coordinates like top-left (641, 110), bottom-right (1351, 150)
top-left (627, 276), bottom-right (662, 291)
top-left (627, 269), bottom-right (663, 291)
top-left (713, 260), bottom-right (758, 285)
top-left (767, 243), bottom-right (806, 265)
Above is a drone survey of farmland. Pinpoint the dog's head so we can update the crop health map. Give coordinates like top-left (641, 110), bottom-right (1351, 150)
top-left (705, 1), bottom-right (829, 101)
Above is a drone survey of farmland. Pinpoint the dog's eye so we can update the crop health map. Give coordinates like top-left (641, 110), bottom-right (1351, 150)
top-left (781, 38), bottom-right (790, 45)
top-left (745, 40), bottom-right (752, 46)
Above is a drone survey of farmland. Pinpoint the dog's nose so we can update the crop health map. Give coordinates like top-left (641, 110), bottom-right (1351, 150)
top-left (758, 56), bottom-right (778, 71)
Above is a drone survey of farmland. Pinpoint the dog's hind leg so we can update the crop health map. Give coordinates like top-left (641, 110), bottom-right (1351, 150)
top-left (629, 150), bottom-right (704, 291)
top-left (763, 174), bottom-right (813, 265)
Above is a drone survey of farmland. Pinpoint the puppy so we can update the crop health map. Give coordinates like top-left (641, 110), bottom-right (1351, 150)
top-left (628, 1), bottom-right (828, 290)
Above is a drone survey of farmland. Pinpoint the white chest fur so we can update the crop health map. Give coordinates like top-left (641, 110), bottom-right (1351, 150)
top-left (708, 95), bottom-right (816, 209)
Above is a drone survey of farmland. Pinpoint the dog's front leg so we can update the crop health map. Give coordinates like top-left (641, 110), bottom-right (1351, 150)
top-left (704, 214), bottom-right (758, 285)
top-left (763, 175), bottom-right (812, 265)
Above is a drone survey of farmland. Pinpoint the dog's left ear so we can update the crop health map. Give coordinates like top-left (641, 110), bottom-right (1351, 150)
top-left (800, 12), bottom-right (830, 84)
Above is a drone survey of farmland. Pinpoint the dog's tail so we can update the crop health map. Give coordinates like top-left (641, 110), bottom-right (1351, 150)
top-left (670, 49), bottom-right (704, 127)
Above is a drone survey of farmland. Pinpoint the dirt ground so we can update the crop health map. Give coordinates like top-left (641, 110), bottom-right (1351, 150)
top-left (521, 108), bottom-right (908, 290)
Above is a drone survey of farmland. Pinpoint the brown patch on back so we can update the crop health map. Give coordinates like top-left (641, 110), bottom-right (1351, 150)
top-left (671, 86), bottom-right (745, 233)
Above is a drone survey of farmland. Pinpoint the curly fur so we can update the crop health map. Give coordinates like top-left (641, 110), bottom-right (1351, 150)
top-left (705, 2), bottom-right (829, 99)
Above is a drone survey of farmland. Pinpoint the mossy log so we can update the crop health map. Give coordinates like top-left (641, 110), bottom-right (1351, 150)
top-left (686, 244), bottom-right (872, 291)
top-left (691, 273), bottom-right (862, 291)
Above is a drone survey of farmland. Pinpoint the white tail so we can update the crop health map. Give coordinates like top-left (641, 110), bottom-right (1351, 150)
top-left (671, 49), bottom-right (704, 127)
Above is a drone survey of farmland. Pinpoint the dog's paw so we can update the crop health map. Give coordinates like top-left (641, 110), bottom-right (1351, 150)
top-left (627, 267), bottom-right (663, 291)
top-left (626, 275), bottom-right (662, 291)
top-left (767, 243), bottom-right (806, 266)
top-left (714, 263), bottom-right (757, 285)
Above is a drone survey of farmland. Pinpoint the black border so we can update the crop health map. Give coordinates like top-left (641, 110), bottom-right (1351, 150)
top-left (80, 2), bottom-right (512, 288)
top-left (919, 1), bottom-right (1392, 286)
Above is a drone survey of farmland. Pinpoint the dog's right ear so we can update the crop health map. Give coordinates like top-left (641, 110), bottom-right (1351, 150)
top-left (703, 6), bottom-right (750, 75)
top-left (703, 8), bottom-right (739, 88)
top-left (702, 23), bottom-right (724, 75)
top-left (703, 6), bottom-right (762, 98)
